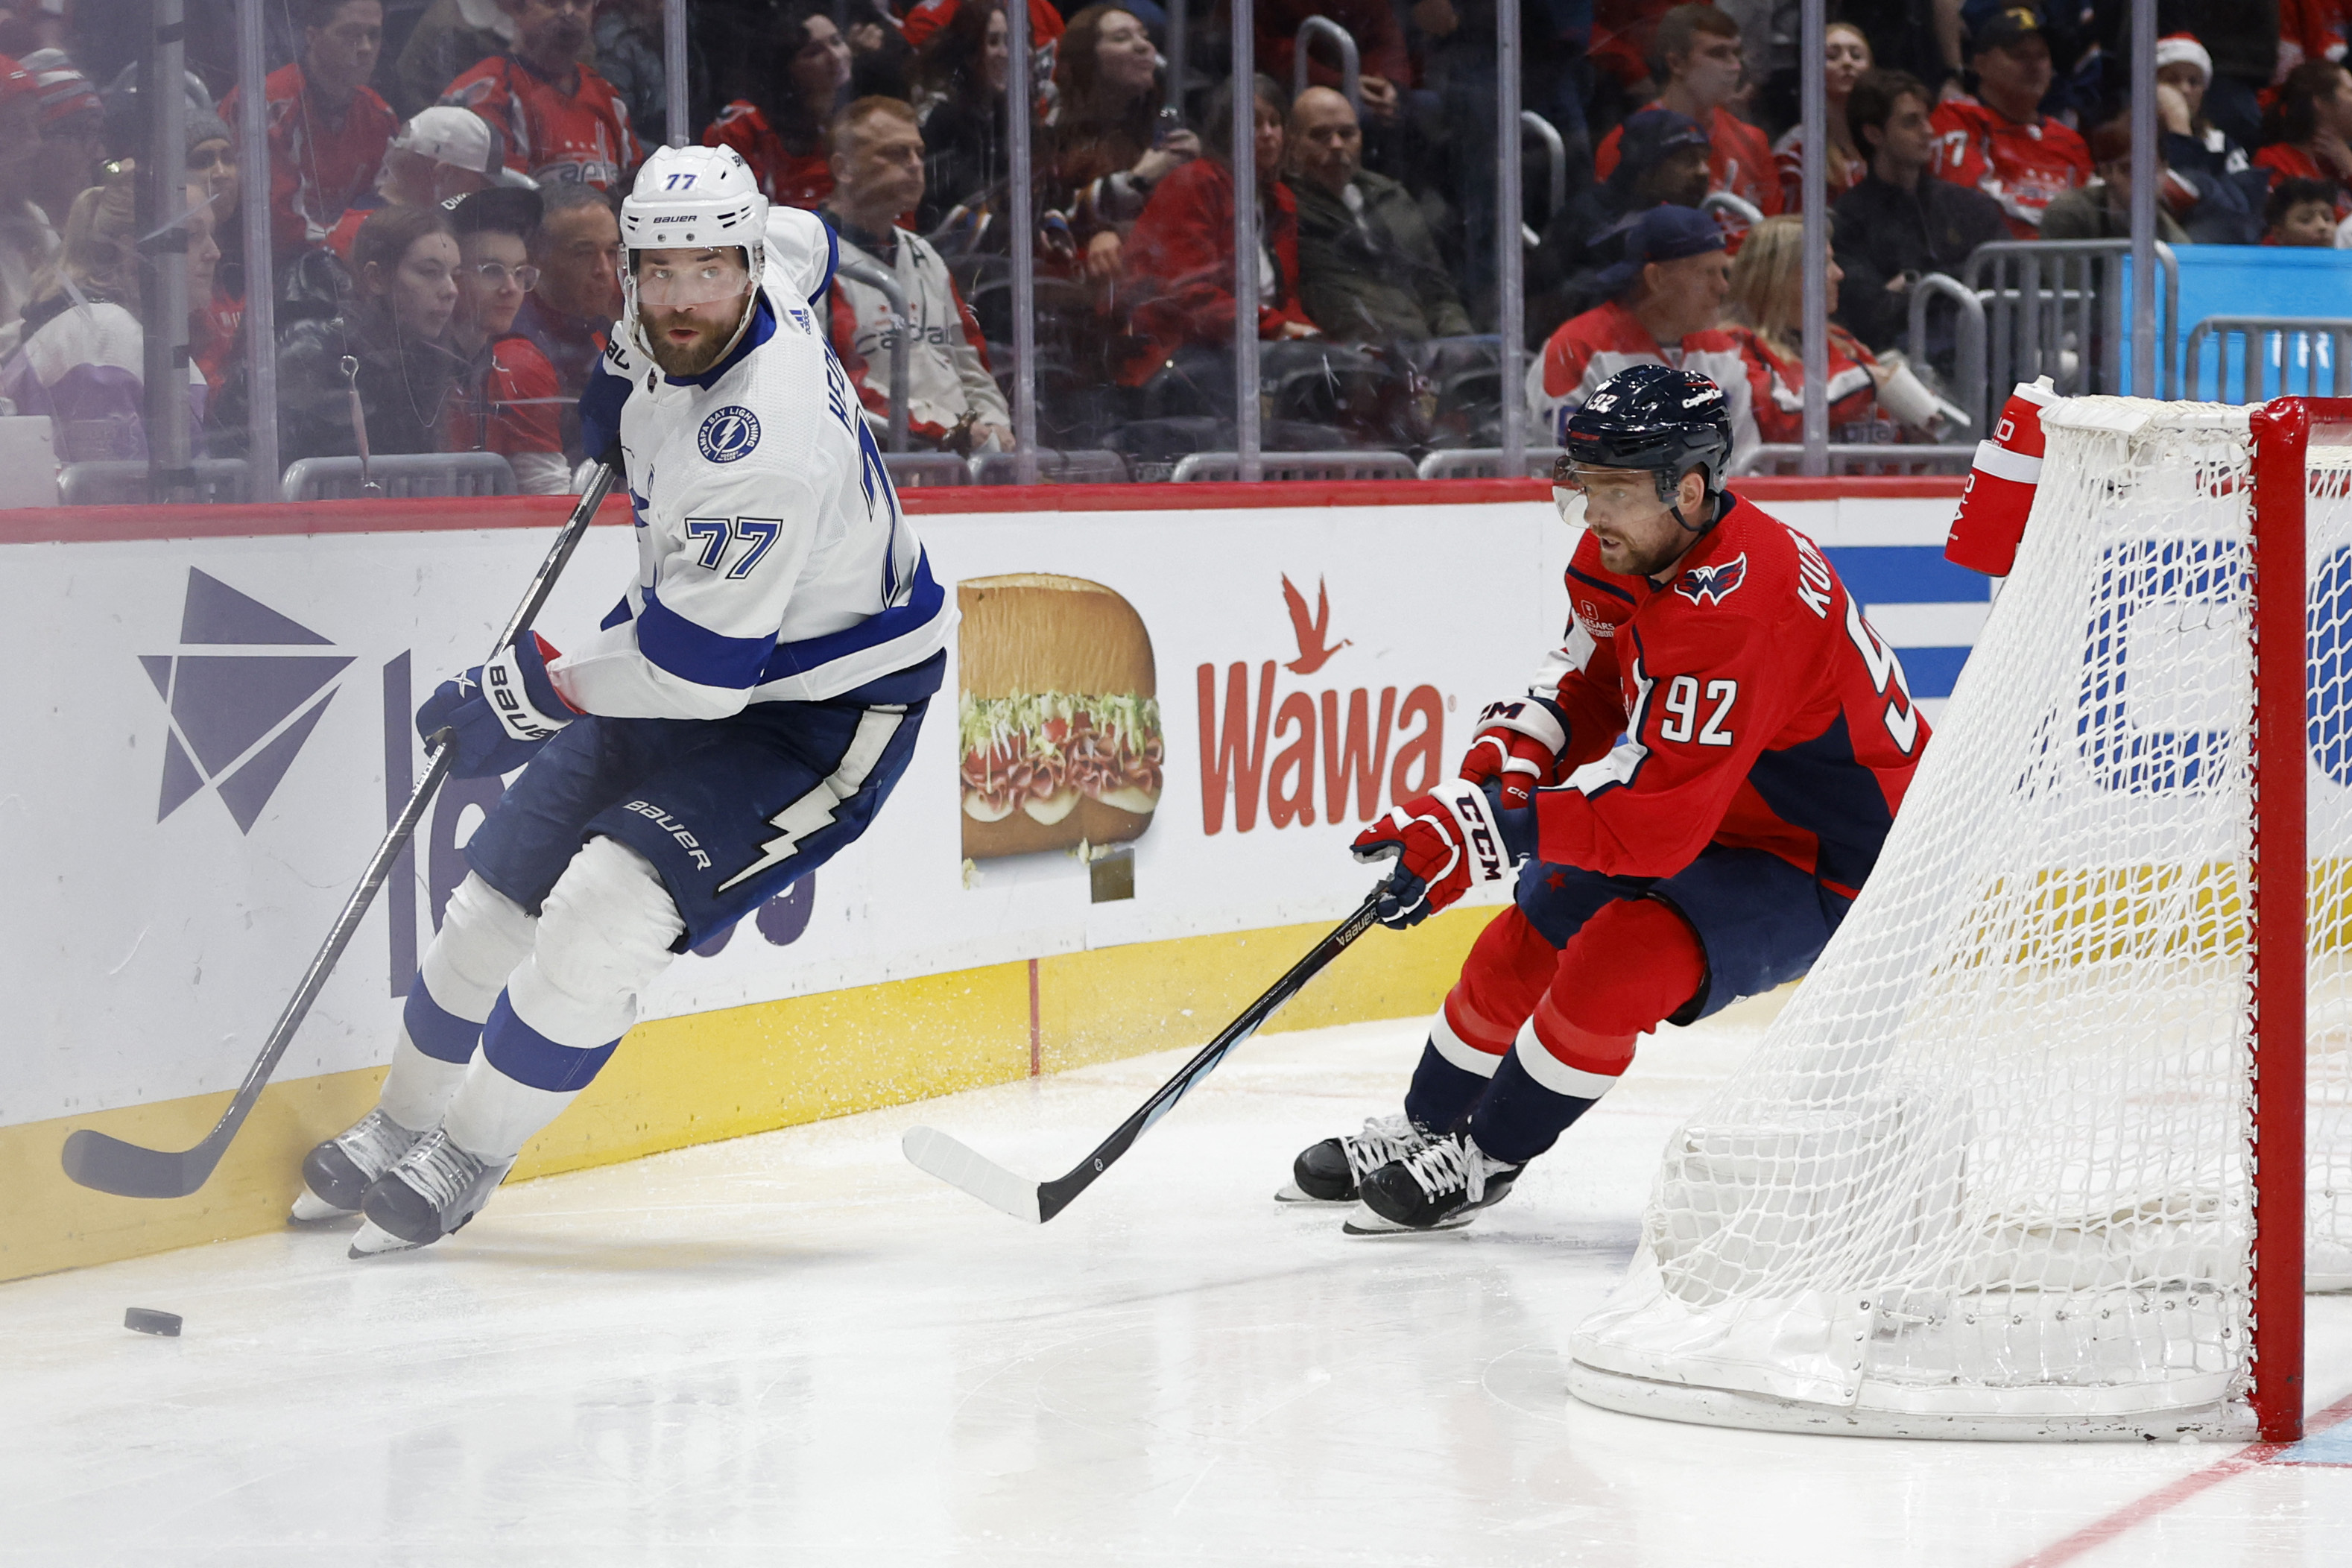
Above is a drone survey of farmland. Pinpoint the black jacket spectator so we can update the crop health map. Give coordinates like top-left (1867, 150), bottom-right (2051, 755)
top-left (1524, 108), bottom-right (1713, 350)
top-left (1290, 170), bottom-right (1473, 341)
top-left (1830, 173), bottom-right (2007, 351)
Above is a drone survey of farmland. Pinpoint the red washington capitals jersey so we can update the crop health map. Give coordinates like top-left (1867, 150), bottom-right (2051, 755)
top-left (1524, 493), bottom-right (1928, 894)
top-left (442, 54), bottom-right (641, 189)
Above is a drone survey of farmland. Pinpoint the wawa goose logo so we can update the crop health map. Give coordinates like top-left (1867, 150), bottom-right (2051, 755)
top-left (1196, 576), bottom-right (1447, 835)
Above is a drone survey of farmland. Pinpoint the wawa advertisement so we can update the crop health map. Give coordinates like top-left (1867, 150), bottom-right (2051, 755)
top-left (0, 499), bottom-right (1569, 1125)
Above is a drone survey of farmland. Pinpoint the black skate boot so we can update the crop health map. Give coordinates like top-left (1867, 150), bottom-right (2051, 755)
top-left (1277, 1113), bottom-right (1434, 1204)
top-left (1347, 1131), bottom-right (1522, 1234)
top-left (292, 1109), bottom-right (426, 1222)
top-left (350, 1128), bottom-right (515, 1257)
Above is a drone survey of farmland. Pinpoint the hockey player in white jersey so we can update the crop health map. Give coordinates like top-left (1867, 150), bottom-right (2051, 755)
top-left (291, 144), bottom-right (954, 1255)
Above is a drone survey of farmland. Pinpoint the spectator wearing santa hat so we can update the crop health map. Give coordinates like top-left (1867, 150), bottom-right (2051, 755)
top-left (0, 52), bottom-right (53, 360)
top-left (2152, 29), bottom-right (2268, 238)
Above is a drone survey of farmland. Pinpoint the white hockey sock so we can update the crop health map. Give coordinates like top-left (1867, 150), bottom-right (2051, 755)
top-left (375, 1032), bottom-right (470, 1132)
top-left (440, 1058), bottom-right (583, 1165)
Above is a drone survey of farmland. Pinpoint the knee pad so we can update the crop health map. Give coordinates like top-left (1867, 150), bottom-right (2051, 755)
top-left (1552, 898), bottom-right (1706, 1039)
top-left (418, 873), bottom-right (537, 1018)
top-left (506, 835), bottom-right (686, 1051)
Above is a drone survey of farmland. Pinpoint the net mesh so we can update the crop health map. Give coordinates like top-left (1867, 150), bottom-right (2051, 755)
top-left (1569, 397), bottom-right (2352, 1435)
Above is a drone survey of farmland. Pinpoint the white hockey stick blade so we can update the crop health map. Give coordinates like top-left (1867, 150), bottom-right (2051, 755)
top-left (901, 1126), bottom-right (1044, 1223)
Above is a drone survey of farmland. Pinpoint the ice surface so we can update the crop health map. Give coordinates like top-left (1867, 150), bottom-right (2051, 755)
top-left (2, 1010), bottom-right (2349, 1566)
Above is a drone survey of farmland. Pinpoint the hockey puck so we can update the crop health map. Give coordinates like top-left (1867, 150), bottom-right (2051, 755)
top-left (123, 1308), bottom-right (181, 1337)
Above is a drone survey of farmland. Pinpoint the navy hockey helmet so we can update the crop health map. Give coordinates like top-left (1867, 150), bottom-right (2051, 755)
top-left (1558, 364), bottom-right (1735, 533)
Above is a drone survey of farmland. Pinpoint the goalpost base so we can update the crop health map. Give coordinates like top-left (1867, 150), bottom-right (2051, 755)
top-left (1566, 1361), bottom-right (2260, 1444)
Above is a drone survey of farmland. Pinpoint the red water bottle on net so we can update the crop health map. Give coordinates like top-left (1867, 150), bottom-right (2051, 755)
top-left (1945, 376), bottom-right (2059, 578)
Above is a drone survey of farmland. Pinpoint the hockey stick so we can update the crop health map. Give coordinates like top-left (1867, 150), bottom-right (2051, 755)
top-left (59, 461), bottom-right (622, 1200)
top-left (902, 888), bottom-right (1385, 1222)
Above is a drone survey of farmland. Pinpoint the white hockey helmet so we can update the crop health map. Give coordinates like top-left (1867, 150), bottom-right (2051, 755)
top-left (619, 144), bottom-right (769, 363)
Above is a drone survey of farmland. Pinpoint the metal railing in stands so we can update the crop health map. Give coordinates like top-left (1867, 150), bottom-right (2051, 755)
top-left (57, 458), bottom-right (250, 507)
top-left (279, 452), bottom-right (516, 502)
top-left (1701, 191), bottom-right (1765, 229)
top-left (1417, 446), bottom-right (1566, 480)
top-left (1905, 273), bottom-right (1988, 434)
top-left (1172, 449), bottom-right (1417, 482)
top-left (881, 452), bottom-right (973, 487)
top-left (970, 449), bottom-right (1130, 484)
top-left (1292, 16), bottom-right (1360, 115)
top-left (835, 257), bottom-right (911, 453)
top-left (1964, 238), bottom-right (2178, 406)
top-left (1521, 113), bottom-right (1567, 238)
top-left (1729, 442), bottom-right (1976, 478)
top-left (2184, 316), bottom-right (2352, 402)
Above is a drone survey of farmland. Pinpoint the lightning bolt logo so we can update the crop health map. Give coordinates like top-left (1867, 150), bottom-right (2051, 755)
top-left (715, 708), bottom-right (907, 893)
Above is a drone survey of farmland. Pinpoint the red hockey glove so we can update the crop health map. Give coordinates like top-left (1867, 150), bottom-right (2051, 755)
top-left (1351, 780), bottom-right (1532, 929)
top-left (1458, 697), bottom-right (1570, 808)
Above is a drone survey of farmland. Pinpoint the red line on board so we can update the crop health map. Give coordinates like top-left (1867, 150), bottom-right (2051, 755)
top-left (1027, 958), bottom-right (1041, 1078)
top-left (2007, 1391), bottom-right (2352, 1568)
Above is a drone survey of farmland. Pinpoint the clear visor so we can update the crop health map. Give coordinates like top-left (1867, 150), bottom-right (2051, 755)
top-left (1554, 462), bottom-right (1661, 516)
top-left (633, 253), bottom-right (753, 310)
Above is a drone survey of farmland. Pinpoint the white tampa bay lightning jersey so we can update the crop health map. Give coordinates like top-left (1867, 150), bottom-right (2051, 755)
top-left (550, 208), bottom-right (953, 721)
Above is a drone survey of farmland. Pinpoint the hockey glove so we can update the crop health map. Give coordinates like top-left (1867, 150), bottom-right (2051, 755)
top-left (1351, 779), bottom-right (1534, 929)
top-left (1458, 697), bottom-right (1570, 809)
top-left (416, 633), bottom-right (578, 778)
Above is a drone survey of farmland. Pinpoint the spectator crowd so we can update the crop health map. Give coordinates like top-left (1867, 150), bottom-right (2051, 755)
top-left (0, 0), bottom-right (2346, 488)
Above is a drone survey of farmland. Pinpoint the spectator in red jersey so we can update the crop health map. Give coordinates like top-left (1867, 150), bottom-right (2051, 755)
top-left (1525, 203), bottom-right (1755, 455)
top-left (1723, 213), bottom-right (1947, 449)
top-left (703, 3), bottom-right (852, 210)
top-left (1045, 4), bottom-right (1198, 282)
top-left (183, 112), bottom-right (247, 391)
top-left (1120, 72), bottom-right (1318, 385)
top-left (2265, 176), bottom-right (2343, 243)
top-left (0, 53), bottom-right (49, 360)
top-left (442, 186), bottom-right (567, 491)
top-left (510, 180), bottom-right (618, 458)
top-left (17, 48), bottom-right (104, 233)
top-left (274, 203), bottom-right (464, 463)
top-left (1928, 5), bottom-right (2090, 238)
top-left (821, 98), bottom-right (1014, 453)
top-left (441, 0), bottom-right (641, 189)
top-left (2257, 62), bottom-right (2352, 222)
top-left (217, 0), bottom-right (399, 265)
top-left (904, 0), bottom-right (1063, 72)
top-left (2280, 0), bottom-right (2352, 78)
top-left (1772, 20), bottom-right (1871, 211)
top-left (1245, 0), bottom-right (1412, 124)
top-left (1594, 6), bottom-right (1783, 221)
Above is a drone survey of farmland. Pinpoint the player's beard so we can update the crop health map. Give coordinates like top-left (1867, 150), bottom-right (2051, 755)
top-left (642, 298), bottom-right (751, 378)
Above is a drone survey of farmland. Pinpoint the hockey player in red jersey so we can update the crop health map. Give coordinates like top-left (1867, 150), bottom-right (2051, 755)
top-left (1288, 364), bottom-right (1929, 1232)
top-left (440, 0), bottom-right (641, 188)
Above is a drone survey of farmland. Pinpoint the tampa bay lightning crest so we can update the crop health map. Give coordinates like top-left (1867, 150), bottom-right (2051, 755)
top-left (1675, 552), bottom-right (1748, 606)
top-left (698, 405), bottom-right (762, 463)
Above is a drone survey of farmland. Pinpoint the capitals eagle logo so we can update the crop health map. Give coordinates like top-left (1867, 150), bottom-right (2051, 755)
top-left (1674, 552), bottom-right (1748, 606)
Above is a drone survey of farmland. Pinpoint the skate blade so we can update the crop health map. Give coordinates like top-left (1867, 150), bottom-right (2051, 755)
top-left (1274, 1182), bottom-right (1356, 1205)
top-left (288, 1186), bottom-right (357, 1225)
top-left (347, 1219), bottom-right (426, 1259)
top-left (1341, 1204), bottom-right (1482, 1236)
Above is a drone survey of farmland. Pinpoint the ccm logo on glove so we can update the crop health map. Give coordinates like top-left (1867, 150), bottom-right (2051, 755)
top-left (1350, 779), bottom-right (1531, 929)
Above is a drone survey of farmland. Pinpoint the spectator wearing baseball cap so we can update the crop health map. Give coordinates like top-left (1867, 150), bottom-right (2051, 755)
top-left (1929, 5), bottom-right (2090, 238)
top-left (1527, 107), bottom-right (1715, 343)
top-left (323, 105), bottom-right (536, 260)
top-left (1526, 203), bottom-right (1757, 469)
top-left (0, 51), bottom-right (54, 360)
top-left (218, 0), bottom-right (399, 265)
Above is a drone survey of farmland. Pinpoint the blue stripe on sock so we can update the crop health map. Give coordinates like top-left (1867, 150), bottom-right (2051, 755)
top-left (480, 991), bottom-right (619, 1093)
top-left (403, 980), bottom-right (486, 1065)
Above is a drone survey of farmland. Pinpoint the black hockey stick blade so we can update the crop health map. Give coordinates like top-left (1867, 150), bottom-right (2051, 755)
top-left (58, 466), bottom-right (619, 1201)
top-left (903, 888), bottom-right (1385, 1224)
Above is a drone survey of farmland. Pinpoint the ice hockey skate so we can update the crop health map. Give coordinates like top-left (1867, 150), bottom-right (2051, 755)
top-left (350, 1128), bottom-right (516, 1256)
top-left (1276, 1112), bottom-right (1434, 1204)
top-left (1343, 1132), bottom-right (1521, 1234)
top-left (290, 1108), bottom-right (426, 1222)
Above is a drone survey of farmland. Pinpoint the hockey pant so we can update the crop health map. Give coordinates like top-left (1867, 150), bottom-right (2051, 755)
top-left (1403, 845), bottom-right (1852, 1167)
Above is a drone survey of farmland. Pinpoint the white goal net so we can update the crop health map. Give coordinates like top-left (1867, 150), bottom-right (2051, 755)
top-left (1569, 396), bottom-right (2352, 1441)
